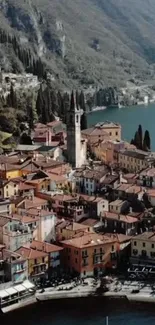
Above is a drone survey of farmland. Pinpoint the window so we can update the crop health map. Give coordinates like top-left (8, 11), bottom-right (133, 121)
top-left (6, 191), bottom-right (9, 197)
top-left (111, 245), bottom-right (114, 251)
top-left (83, 270), bottom-right (86, 276)
top-left (14, 184), bottom-right (16, 187)
top-left (68, 256), bottom-right (70, 261)
top-left (34, 259), bottom-right (37, 265)
top-left (141, 250), bottom-right (147, 257)
top-left (76, 115), bottom-right (79, 123)
top-left (152, 244), bottom-right (154, 249)
top-left (134, 241), bottom-right (137, 246)
top-left (151, 252), bottom-right (155, 258)
top-left (132, 249), bottom-right (138, 255)
top-left (143, 243), bottom-right (146, 248)
top-left (42, 257), bottom-right (45, 263)
top-left (109, 132), bottom-right (112, 136)
top-left (100, 248), bottom-right (102, 253)
top-left (94, 248), bottom-right (96, 253)
top-left (115, 132), bottom-right (118, 136)
top-left (75, 258), bottom-right (77, 263)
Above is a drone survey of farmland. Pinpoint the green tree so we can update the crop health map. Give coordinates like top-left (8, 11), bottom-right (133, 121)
top-left (137, 124), bottom-right (143, 149)
top-left (143, 130), bottom-right (151, 151)
top-left (81, 113), bottom-right (87, 130)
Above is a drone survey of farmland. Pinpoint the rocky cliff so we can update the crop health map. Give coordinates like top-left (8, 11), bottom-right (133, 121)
top-left (1, 0), bottom-right (155, 88)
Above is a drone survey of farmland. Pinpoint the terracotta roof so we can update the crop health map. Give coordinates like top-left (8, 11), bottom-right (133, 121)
top-left (23, 197), bottom-right (48, 209)
top-left (147, 189), bottom-right (155, 197)
top-left (116, 183), bottom-right (131, 191)
top-left (16, 246), bottom-right (48, 259)
top-left (81, 219), bottom-right (99, 227)
top-left (61, 233), bottom-right (116, 249)
top-left (19, 182), bottom-right (35, 191)
top-left (11, 214), bottom-right (39, 223)
top-left (0, 216), bottom-right (10, 227)
top-left (26, 208), bottom-right (55, 217)
top-left (140, 168), bottom-right (155, 177)
top-left (3, 249), bottom-right (26, 263)
top-left (102, 212), bottom-right (138, 224)
top-left (46, 173), bottom-right (67, 182)
top-left (57, 221), bottom-right (89, 231)
top-left (132, 232), bottom-right (155, 241)
top-left (30, 240), bottom-right (63, 253)
top-left (126, 185), bottom-right (143, 194)
top-left (109, 199), bottom-right (124, 206)
top-left (34, 123), bottom-right (47, 129)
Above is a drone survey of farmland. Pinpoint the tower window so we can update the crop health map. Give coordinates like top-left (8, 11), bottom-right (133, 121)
top-left (76, 115), bottom-right (79, 123)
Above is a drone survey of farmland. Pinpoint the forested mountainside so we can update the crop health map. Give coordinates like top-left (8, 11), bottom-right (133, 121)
top-left (1, 0), bottom-right (155, 88)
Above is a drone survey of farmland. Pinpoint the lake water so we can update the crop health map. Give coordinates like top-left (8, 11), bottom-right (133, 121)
top-left (1, 298), bottom-right (155, 325)
top-left (87, 103), bottom-right (155, 150)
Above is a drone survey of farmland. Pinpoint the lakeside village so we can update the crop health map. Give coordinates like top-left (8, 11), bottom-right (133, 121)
top-left (1, 93), bottom-right (155, 311)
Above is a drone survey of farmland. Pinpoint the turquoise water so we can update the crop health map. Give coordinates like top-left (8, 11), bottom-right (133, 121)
top-left (2, 299), bottom-right (155, 325)
top-left (87, 103), bottom-right (155, 149)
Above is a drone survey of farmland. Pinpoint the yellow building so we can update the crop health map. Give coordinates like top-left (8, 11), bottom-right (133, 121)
top-left (1, 180), bottom-right (19, 198)
top-left (0, 164), bottom-right (21, 179)
top-left (131, 232), bottom-right (155, 265)
top-left (82, 121), bottom-right (121, 143)
top-left (118, 149), bottom-right (149, 172)
top-left (16, 246), bottom-right (48, 281)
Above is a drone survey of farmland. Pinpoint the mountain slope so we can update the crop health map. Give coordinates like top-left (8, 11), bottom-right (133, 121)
top-left (0, 0), bottom-right (155, 88)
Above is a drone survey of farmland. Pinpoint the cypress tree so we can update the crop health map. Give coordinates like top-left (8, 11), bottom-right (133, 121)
top-left (79, 90), bottom-right (86, 111)
top-left (81, 112), bottom-right (87, 130)
top-left (70, 91), bottom-right (75, 111)
top-left (143, 130), bottom-right (151, 151)
top-left (138, 124), bottom-right (143, 149)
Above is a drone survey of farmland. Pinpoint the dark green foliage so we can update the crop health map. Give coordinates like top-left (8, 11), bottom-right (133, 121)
top-left (7, 84), bottom-right (18, 108)
top-left (138, 124), bottom-right (143, 149)
top-left (143, 130), bottom-right (151, 151)
top-left (131, 125), bottom-right (151, 151)
top-left (93, 87), bottom-right (118, 107)
top-left (81, 112), bottom-right (87, 130)
top-left (79, 90), bottom-right (86, 111)
top-left (20, 132), bottom-right (32, 145)
top-left (70, 90), bottom-right (75, 111)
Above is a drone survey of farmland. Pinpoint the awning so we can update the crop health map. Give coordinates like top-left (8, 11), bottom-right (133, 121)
top-left (0, 290), bottom-right (9, 298)
top-left (6, 287), bottom-right (17, 295)
top-left (14, 284), bottom-right (25, 292)
top-left (22, 280), bottom-right (35, 290)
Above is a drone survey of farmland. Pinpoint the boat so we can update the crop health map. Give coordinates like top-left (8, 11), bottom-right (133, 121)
top-left (0, 280), bottom-right (36, 313)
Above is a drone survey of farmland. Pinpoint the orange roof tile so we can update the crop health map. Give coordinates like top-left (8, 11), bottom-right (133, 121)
top-left (16, 246), bottom-right (48, 259)
top-left (61, 233), bottom-right (117, 249)
top-left (31, 240), bottom-right (63, 253)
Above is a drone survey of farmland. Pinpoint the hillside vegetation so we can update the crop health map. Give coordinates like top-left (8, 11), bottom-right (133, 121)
top-left (1, 0), bottom-right (155, 87)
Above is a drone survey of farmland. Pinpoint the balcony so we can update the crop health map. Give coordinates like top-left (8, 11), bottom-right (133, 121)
top-left (13, 268), bottom-right (26, 274)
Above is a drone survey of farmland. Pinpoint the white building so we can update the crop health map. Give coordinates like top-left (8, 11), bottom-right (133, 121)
top-left (37, 211), bottom-right (56, 243)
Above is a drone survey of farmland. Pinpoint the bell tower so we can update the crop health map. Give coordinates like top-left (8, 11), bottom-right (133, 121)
top-left (67, 91), bottom-right (82, 168)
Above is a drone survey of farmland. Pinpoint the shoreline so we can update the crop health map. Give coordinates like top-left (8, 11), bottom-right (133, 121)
top-left (3, 279), bottom-right (155, 314)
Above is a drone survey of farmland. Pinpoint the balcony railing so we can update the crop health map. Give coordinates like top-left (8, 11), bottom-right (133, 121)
top-left (13, 268), bottom-right (26, 274)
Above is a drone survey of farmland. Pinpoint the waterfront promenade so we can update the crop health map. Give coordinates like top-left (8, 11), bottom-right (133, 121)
top-left (36, 278), bottom-right (155, 304)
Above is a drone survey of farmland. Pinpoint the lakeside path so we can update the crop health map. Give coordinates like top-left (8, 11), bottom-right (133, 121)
top-left (36, 279), bottom-right (155, 303)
